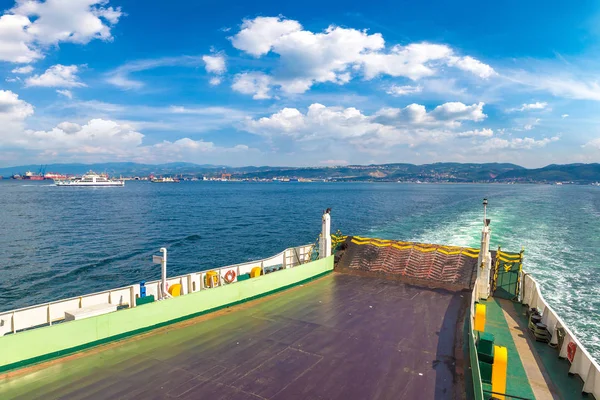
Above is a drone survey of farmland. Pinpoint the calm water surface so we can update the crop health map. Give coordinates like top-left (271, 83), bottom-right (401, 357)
top-left (0, 181), bottom-right (598, 359)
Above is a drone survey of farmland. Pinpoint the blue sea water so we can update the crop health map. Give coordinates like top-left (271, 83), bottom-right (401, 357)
top-left (0, 180), bottom-right (598, 360)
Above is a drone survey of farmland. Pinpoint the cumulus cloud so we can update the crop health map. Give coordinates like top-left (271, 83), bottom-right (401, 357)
top-left (0, 90), bottom-right (252, 162)
top-left (447, 56), bottom-right (497, 79)
top-left (203, 53), bottom-right (226, 85)
top-left (25, 65), bottom-right (85, 88)
top-left (456, 128), bottom-right (493, 138)
top-left (0, 89), bottom-right (34, 120)
top-left (0, 0), bottom-right (122, 63)
top-left (386, 85), bottom-right (422, 96)
top-left (243, 101), bottom-right (487, 150)
top-left (373, 102), bottom-right (486, 127)
top-left (230, 16), bottom-right (303, 57)
top-left (562, 114), bottom-right (569, 119)
top-left (203, 54), bottom-right (226, 74)
top-left (231, 72), bottom-right (272, 99)
top-left (228, 16), bottom-right (496, 98)
top-left (480, 136), bottom-right (559, 151)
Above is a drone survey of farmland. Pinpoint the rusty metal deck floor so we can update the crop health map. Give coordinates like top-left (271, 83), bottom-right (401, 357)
top-left (0, 273), bottom-right (469, 400)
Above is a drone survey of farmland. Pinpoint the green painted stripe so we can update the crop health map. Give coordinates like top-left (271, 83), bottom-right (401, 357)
top-left (0, 258), bottom-right (333, 374)
top-left (479, 298), bottom-right (536, 400)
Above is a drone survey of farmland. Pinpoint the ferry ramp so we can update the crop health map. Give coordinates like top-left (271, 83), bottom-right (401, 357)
top-left (0, 238), bottom-right (479, 400)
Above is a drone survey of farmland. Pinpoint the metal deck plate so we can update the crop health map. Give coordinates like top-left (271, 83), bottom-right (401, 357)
top-left (0, 273), bottom-right (469, 399)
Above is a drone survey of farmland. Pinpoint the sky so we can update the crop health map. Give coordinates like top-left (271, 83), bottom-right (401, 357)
top-left (1, 0), bottom-right (600, 167)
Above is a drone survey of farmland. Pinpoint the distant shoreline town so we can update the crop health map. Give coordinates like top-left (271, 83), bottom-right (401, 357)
top-left (2, 162), bottom-right (600, 185)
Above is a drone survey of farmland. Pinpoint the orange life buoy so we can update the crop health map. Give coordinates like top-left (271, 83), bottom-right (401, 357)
top-left (224, 269), bottom-right (236, 284)
top-left (567, 341), bottom-right (577, 363)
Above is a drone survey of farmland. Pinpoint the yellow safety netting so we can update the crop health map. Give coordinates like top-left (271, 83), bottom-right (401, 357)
top-left (349, 236), bottom-right (480, 259)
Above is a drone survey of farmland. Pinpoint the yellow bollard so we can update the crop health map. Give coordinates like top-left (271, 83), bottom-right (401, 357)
top-left (168, 283), bottom-right (182, 297)
top-left (474, 303), bottom-right (486, 332)
top-left (491, 345), bottom-right (508, 400)
top-left (250, 266), bottom-right (262, 278)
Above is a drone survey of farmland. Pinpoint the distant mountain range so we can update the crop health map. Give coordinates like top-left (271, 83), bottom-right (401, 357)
top-left (2, 162), bottom-right (600, 183)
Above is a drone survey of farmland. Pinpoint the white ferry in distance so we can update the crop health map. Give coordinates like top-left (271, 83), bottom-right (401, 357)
top-left (55, 171), bottom-right (125, 187)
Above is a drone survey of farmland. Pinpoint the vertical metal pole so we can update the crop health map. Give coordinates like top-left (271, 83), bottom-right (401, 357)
top-left (320, 209), bottom-right (332, 259)
top-left (161, 247), bottom-right (167, 299)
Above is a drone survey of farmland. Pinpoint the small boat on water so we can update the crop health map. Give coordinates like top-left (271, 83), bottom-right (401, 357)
top-left (151, 176), bottom-right (179, 183)
top-left (55, 171), bottom-right (124, 187)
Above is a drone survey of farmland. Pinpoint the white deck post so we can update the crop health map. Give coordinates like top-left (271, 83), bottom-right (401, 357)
top-left (476, 199), bottom-right (492, 299)
top-left (319, 209), bottom-right (332, 259)
top-left (160, 248), bottom-right (168, 299)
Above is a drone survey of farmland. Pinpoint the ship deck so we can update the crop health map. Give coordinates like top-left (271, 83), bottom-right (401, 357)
top-left (479, 297), bottom-right (589, 400)
top-left (0, 273), bottom-right (469, 400)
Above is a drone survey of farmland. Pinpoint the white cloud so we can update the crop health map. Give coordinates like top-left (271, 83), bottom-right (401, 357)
top-left (106, 55), bottom-right (203, 90)
top-left (524, 118), bottom-right (541, 130)
top-left (0, 0), bottom-right (122, 63)
top-left (374, 102), bottom-right (486, 127)
top-left (584, 138), bottom-right (600, 149)
top-left (508, 102), bottom-right (548, 112)
top-left (480, 136), bottom-right (559, 151)
top-left (508, 72), bottom-right (600, 102)
top-left (243, 101), bottom-right (487, 150)
top-left (562, 114), bottom-right (569, 118)
top-left (0, 94), bottom-right (252, 162)
top-left (0, 14), bottom-right (42, 63)
top-left (456, 128), bottom-right (493, 138)
top-left (231, 72), bottom-right (272, 99)
top-left (56, 89), bottom-right (73, 99)
top-left (106, 74), bottom-right (143, 90)
top-left (447, 56), bottom-right (497, 79)
top-left (203, 54), bottom-right (226, 74)
top-left (203, 54), bottom-right (226, 86)
top-left (11, 0), bottom-right (122, 45)
top-left (230, 16), bottom-right (303, 57)
top-left (386, 85), bottom-right (422, 96)
top-left (11, 65), bottom-right (33, 74)
top-left (228, 16), bottom-right (496, 98)
top-left (22, 119), bottom-right (143, 151)
top-left (360, 43), bottom-right (453, 81)
top-left (0, 89), bottom-right (34, 120)
top-left (25, 65), bottom-right (85, 88)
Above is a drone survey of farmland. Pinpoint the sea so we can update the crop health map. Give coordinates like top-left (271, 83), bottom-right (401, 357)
top-left (0, 180), bottom-right (598, 360)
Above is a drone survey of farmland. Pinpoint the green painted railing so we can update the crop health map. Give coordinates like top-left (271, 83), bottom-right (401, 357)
top-left (0, 256), bottom-right (334, 374)
top-left (469, 283), bottom-right (485, 400)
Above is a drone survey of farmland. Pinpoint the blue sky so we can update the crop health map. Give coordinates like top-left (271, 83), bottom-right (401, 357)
top-left (1, 0), bottom-right (600, 167)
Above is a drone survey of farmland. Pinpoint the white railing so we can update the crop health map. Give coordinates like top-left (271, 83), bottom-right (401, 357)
top-left (0, 244), bottom-right (314, 337)
top-left (522, 273), bottom-right (600, 398)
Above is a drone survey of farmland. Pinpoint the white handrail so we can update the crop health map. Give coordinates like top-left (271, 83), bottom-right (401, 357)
top-left (0, 244), bottom-right (314, 337)
top-left (522, 273), bottom-right (600, 397)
